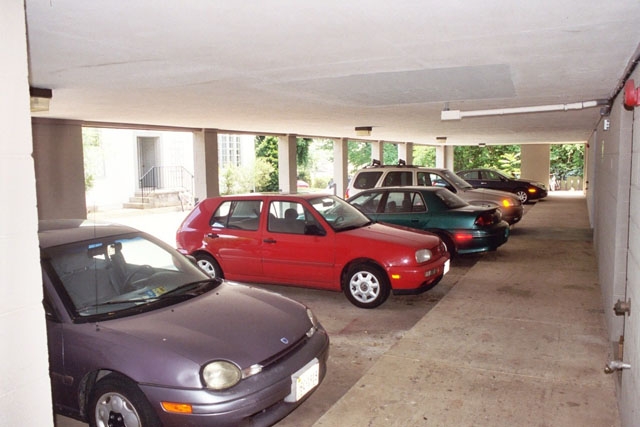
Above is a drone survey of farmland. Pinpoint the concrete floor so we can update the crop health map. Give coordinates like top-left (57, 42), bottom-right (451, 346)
top-left (310, 192), bottom-right (620, 427)
top-left (56, 191), bottom-right (620, 427)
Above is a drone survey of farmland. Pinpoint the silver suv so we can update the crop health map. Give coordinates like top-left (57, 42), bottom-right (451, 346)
top-left (346, 160), bottom-right (523, 225)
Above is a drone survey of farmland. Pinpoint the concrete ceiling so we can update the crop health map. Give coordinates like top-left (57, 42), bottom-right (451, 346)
top-left (25, 0), bottom-right (640, 146)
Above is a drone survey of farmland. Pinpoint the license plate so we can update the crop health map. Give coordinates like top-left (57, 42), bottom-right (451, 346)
top-left (285, 359), bottom-right (320, 402)
top-left (444, 259), bottom-right (450, 275)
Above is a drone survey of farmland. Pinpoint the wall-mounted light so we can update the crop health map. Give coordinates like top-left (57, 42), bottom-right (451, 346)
top-left (355, 126), bottom-right (372, 136)
top-left (436, 136), bottom-right (447, 144)
top-left (30, 87), bottom-right (52, 112)
top-left (478, 142), bottom-right (486, 147)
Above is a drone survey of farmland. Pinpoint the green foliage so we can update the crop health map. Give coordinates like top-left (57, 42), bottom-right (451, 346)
top-left (255, 136), bottom-right (280, 191)
top-left (453, 145), bottom-right (521, 174)
top-left (253, 136), bottom-right (314, 191)
top-left (347, 141), bottom-right (372, 173)
top-left (550, 144), bottom-right (584, 179)
top-left (413, 146), bottom-right (436, 166)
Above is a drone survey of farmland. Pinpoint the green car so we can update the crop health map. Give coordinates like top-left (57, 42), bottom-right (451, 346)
top-left (347, 186), bottom-right (510, 256)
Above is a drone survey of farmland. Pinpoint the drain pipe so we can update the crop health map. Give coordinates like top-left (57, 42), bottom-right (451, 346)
top-left (441, 99), bottom-right (609, 120)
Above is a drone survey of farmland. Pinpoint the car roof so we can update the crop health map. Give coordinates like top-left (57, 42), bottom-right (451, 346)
top-left (353, 186), bottom-right (444, 193)
top-left (206, 192), bottom-right (335, 201)
top-left (38, 219), bottom-right (139, 248)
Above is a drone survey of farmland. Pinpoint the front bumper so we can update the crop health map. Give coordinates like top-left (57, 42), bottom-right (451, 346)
top-left (140, 327), bottom-right (330, 427)
top-left (387, 254), bottom-right (450, 294)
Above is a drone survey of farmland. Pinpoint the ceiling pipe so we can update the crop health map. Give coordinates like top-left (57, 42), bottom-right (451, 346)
top-left (441, 99), bottom-right (609, 121)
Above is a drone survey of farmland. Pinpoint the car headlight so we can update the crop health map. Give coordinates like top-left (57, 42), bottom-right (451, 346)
top-left (415, 249), bottom-right (433, 263)
top-left (202, 360), bottom-right (242, 390)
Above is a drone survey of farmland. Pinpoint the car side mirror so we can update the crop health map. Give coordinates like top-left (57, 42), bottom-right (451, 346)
top-left (305, 224), bottom-right (326, 236)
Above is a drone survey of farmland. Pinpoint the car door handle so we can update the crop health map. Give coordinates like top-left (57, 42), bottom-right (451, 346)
top-left (263, 238), bottom-right (277, 244)
top-left (206, 233), bottom-right (219, 238)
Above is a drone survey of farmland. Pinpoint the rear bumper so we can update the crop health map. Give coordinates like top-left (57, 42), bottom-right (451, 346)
top-left (455, 223), bottom-right (510, 255)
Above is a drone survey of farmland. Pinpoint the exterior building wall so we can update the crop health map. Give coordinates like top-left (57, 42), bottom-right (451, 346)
top-left (1, 2), bottom-right (54, 425)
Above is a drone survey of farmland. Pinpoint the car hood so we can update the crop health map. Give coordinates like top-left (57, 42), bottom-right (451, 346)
top-left (346, 222), bottom-right (440, 248)
top-left (95, 282), bottom-right (313, 370)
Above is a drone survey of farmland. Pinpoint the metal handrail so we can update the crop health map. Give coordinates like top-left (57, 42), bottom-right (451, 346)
top-left (139, 166), bottom-right (194, 208)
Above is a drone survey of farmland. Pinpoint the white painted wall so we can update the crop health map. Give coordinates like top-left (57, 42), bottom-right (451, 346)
top-left (1, 1), bottom-right (54, 425)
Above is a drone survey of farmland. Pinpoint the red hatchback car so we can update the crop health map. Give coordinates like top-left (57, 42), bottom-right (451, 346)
top-left (176, 193), bottom-right (450, 308)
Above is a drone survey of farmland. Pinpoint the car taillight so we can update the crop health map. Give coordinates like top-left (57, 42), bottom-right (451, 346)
top-left (474, 212), bottom-right (496, 226)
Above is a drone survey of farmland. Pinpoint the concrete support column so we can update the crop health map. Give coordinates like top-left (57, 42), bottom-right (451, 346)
top-left (435, 145), bottom-right (455, 169)
top-left (278, 134), bottom-right (297, 192)
top-left (333, 138), bottom-right (349, 197)
top-left (3, 2), bottom-right (54, 424)
top-left (521, 144), bottom-right (550, 188)
top-left (32, 118), bottom-right (87, 219)
top-left (398, 142), bottom-right (414, 164)
top-left (194, 128), bottom-right (219, 200)
top-left (371, 140), bottom-right (384, 163)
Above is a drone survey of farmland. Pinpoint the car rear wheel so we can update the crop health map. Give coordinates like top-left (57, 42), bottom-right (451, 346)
top-left (514, 188), bottom-right (529, 204)
top-left (195, 253), bottom-right (223, 278)
top-left (89, 374), bottom-right (159, 427)
top-left (343, 263), bottom-right (390, 309)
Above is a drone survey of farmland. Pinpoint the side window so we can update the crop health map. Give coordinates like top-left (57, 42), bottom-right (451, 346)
top-left (268, 201), bottom-right (315, 235)
top-left (417, 172), bottom-right (432, 186)
top-left (428, 173), bottom-right (449, 188)
top-left (210, 200), bottom-right (262, 231)
top-left (383, 191), bottom-right (426, 213)
top-left (354, 171), bottom-right (383, 190)
top-left (382, 171), bottom-right (411, 187)
top-left (350, 192), bottom-right (384, 213)
top-left (484, 170), bottom-right (500, 180)
top-left (408, 192), bottom-right (427, 212)
top-left (460, 171), bottom-right (478, 180)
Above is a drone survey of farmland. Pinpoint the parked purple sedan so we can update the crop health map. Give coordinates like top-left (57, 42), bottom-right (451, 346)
top-left (39, 220), bottom-right (329, 427)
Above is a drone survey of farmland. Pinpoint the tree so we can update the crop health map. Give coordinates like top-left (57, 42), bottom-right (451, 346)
top-left (413, 145), bottom-right (436, 166)
top-left (254, 136), bottom-right (314, 191)
top-left (454, 145), bottom-right (521, 173)
top-left (550, 144), bottom-right (584, 180)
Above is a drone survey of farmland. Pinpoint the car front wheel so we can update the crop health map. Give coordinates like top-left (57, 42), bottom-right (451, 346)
top-left (89, 374), bottom-right (160, 427)
top-left (195, 253), bottom-right (223, 279)
top-left (343, 263), bottom-right (390, 309)
top-left (514, 188), bottom-right (529, 204)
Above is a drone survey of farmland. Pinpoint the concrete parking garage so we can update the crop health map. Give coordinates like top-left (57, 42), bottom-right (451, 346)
top-left (58, 191), bottom-right (618, 427)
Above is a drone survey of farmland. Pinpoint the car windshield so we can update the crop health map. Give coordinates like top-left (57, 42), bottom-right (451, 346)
top-left (439, 170), bottom-right (474, 189)
top-left (308, 195), bottom-right (371, 231)
top-left (43, 233), bottom-right (213, 319)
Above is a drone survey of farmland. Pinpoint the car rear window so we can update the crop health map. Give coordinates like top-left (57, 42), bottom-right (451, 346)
top-left (210, 200), bottom-right (262, 230)
top-left (353, 171), bottom-right (383, 189)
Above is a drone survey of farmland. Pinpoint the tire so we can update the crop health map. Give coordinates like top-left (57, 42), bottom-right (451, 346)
top-left (195, 253), bottom-right (223, 279)
top-left (437, 233), bottom-right (456, 258)
top-left (514, 188), bottom-right (529, 204)
top-left (88, 374), bottom-right (160, 427)
top-left (343, 263), bottom-right (390, 309)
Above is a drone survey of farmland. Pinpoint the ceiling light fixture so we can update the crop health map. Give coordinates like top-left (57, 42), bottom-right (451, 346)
top-left (441, 99), bottom-right (608, 121)
top-left (436, 136), bottom-right (447, 143)
top-left (355, 126), bottom-right (372, 136)
top-left (30, 87), bottom-right (53, 112)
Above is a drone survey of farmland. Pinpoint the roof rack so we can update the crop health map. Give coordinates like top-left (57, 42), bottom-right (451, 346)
top-left (364, 159), bottom-right (422, 168)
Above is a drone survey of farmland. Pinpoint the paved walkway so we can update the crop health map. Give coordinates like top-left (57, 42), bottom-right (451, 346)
top-left (314, 191), bottom-right (620, 427)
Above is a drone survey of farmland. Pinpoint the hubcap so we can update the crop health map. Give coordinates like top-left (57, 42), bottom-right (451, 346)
top-left (197, 259), bottom-right (217, 278)
top-left (95, 393), bottom-right (141, 427)
top-left (349, 271), bottom-right (380, 303)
